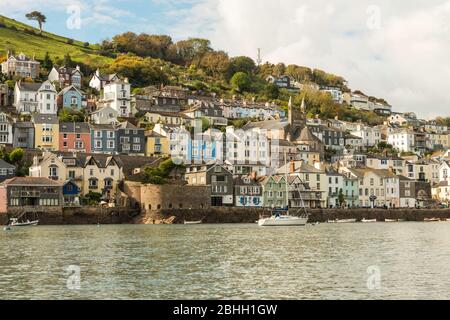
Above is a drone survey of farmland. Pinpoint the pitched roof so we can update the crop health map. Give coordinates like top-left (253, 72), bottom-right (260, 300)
top-left (14, 121), bottom-right (34, 129)
top-left (59, 122), bottom-right (90, 133)
top-left (17, 82), bottom-right (41, 92)
top-left (58, 85), bottom-right (84, 96)
top-left (32, 114), bottom-right (59, 124)
top-left (2, 177), bottom-right (62, 186)
top-left (0, 159), bottom-right (15, 169)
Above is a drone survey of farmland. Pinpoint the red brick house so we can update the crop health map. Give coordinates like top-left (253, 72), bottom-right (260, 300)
top-left (59, 122), bottom-right (91, 153)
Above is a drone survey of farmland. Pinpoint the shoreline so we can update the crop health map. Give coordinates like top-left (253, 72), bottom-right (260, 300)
top-left (3, 207), bottom-right (450, 225)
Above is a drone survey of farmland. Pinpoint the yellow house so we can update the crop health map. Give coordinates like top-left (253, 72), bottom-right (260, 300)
top-left (145, 130), bottom-right (169, 157)
top-left (32, 114), bottom-right (59, 151)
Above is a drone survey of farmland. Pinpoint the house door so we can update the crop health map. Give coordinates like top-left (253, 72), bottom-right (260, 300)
top-left (211, 197), bottom-right (223, 207)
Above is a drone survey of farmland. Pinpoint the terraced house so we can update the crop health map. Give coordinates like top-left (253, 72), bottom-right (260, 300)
top-left (0, 112), bottom-right (13, 146)
top-left (48, 65), bottom-right (82, 88)
top-left (59, 122), bottom-right (91, 153)
top-left (57, 85), bottom-right (85, 109)
top-left (32, 114), bottom-right (59, 151)
top-left (116, 122), bottom-right (145, 156)
top-left (90, 124), bottom-right (117, 154)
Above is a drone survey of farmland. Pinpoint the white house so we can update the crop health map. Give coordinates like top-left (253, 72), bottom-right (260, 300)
top-left (90, 105), bottom-right (119, 125)
top-left (325, 168), bottom-right (345, 208)
top-left (14, 81), bottom-right (40, 113)
top-left (100, 79), bottom-right (131, 117)
top-left (89, 69), bottom-right (120, 91)
top-left (37, 80), bottom-right (58, 115)
top-left (320, 87), bottom-right (343, 104)
top-left (387, 129), bottom-right (415, 153)
top-left (350, 124), bottom-right (382, 148)
top-left (0, 112), bottom-right (13, 146)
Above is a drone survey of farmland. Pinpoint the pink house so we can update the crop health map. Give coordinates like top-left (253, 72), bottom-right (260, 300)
top-left (0, 185), bottom-right (7, 213)
top-left (59, 122), bottom-right (91, 153)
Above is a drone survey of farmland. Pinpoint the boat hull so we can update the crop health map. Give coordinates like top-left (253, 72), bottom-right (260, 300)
top-left (258, 216), bottom-right (308, 227)
top-left (10, 220), bottom-right (39, 227)
top-left (329, 219), bottom-right (357, 223)
top-left (184, 221), bottom-right (202, 225)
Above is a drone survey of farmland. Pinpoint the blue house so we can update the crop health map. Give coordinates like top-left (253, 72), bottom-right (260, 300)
top-left (57, 85), bottom-right (84, 109)
top-left (90, 124), bottom-right (118, 154)
top-left (63, 180), bottom-right (81, 205)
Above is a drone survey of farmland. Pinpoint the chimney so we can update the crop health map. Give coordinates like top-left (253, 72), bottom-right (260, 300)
top-left (76, 65), bottom-right (80, 71)
top-left (124, 77), bottom-right (129, 84)
top-left (290, 161), bottom-right (295, 174)
top-left (95, 69), bottom-right (100, 77)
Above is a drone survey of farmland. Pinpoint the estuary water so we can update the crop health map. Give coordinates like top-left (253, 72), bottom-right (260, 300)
top-left (1, 223), bottom-right (450, 300)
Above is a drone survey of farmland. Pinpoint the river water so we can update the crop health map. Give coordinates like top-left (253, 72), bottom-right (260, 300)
top-left (1, 223), bottom-right (450, 300)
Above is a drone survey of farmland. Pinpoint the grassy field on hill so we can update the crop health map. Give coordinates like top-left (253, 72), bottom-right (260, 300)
top-left (0, 15), bottom-right (112, 67)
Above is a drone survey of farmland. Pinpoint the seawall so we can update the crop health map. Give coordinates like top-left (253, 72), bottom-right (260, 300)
top-left (2, 206), bottom-right (140, 225)
top-left (4, 207), bottom-right (450, 225)
top-left (135, 207), bottom-right (450, 224)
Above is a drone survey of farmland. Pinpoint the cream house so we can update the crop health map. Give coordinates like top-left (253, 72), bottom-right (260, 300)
top-left (29, 152), bottom-right (123, 199)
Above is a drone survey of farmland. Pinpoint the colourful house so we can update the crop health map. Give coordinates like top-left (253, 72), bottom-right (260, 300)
top-left (145, 131), bottom-right (169, 157)
top-left (57, 85), bottom-right (84, 109)
top-left (59, 122), bottom-right (91, 153)
top-left (32, 114), bottom-right (60, 151)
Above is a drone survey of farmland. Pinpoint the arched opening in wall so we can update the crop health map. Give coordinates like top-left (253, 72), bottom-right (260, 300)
top-left (200, 204), bottom-right (204, 209)
top-left (179, 204), bottom-right (183, 208)
top-left (148, 204), bottom-right (151, 210)
top-left (169, 203), bottom-right (173, 209)
top-left (157, 204), bottom-right (161, 210)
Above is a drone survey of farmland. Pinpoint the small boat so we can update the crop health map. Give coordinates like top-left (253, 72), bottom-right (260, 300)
top-left (362, 218), bottom-right (377, 223)
top-left (336, 219), bottom-right (357, 223)
top-left (184, 220), bottom-right (203, 225)
top-left (424, 218), bottom-right (440, 222)
top-left (385, 219), bottom-right (398, 222)
top-left (9, 218), bottom-right (39, 227)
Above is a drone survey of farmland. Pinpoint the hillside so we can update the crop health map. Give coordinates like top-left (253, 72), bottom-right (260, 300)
top-left (0, 15), bottom-right (113, 66)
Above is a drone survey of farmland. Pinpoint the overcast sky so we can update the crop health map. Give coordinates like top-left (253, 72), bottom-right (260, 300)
top-left (1, 0), bottom-right (450, 118)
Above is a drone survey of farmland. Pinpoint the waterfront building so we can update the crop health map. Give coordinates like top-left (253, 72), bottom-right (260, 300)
top-left (398, 176), bottom-right (432, 208)
top-left (29, 152), bottom-right (123, 199)
top-left (62, 180), bottom-right (81, 206)
top-left (325, 168), bottom-right (345, 208)
top-left (261, 175), bottom-right (288, 209)
top-left (185, 163), bottom-right (234, 206)
top-left (233, 174), bottom-right (264, 207)
top-left (116, 122), bottom-right (145, 156)
top-left (1, 177), bottom-right (63, 208)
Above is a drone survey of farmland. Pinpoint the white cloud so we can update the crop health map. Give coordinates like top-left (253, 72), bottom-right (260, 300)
top-left (169, 0), bottom-right (450, 118)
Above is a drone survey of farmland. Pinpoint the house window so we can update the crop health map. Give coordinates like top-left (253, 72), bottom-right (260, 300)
top-left (108, 140), bottom-right (115, 149)
top-left (75, 141), bottom-right (83, 149)
top-left (95, 140), bottom-right (102, 149)
top-left (132, 145), bottom-right (140, 151)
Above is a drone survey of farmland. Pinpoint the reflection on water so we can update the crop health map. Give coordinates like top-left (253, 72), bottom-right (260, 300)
top-left (1, 223), bottom-right (450, 300)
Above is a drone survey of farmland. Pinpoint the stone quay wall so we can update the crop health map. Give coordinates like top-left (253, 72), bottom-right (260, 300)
top-left (136, 207), bottom-right (450, 224)
top-left (1, 206), bottom-right (140, 225)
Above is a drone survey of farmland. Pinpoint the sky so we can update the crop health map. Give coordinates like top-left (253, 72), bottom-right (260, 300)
top-left (1, 0), bottom-right (450, 119)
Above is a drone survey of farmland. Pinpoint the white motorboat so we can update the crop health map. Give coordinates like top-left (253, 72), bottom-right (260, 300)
top-left (385, 219), bottom-right (398, 222)
top-left (184, 220), bottom-right (203, 225)
top-left (258, 215), bottom-right (308, 227)
top-left (9, 218), bottom-right (39, 227)
top-left (362, 218), bottom-right (377, 223)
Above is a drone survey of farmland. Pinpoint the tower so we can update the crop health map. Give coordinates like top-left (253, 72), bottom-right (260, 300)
top-left (256, 48), bottom-right (262, 66)
top-left (288, 96), bottom-right (305, 128)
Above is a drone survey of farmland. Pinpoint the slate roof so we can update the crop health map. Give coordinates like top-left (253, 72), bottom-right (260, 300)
top-left (0, 159), bottom-right (15, 169)
top-left (2, 177), bottom-right (62, 186)
top-left (17, 82), bottom-right (41, 92)
top-left (59, 122), bottom-right (90, 133)
top-left (32, 114), bottom-right (59, 124)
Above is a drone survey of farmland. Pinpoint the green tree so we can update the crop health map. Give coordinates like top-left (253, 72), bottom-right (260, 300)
top-left (41, 52), bottom-right (53, 71)
top-left (264, 83), bottom-right (279, 99)
top-left (225, 56), bottom-right (256, 81)
top-left (230, 72), bottom-right (251, 92)
top-left (8, 148), bottom-right (24, 164)
top-left (338, 189), bottom-right (345, 207)
top-left (59, 108), bottom-right (85, 122)
top-left (63, 53), bottom-right (74, 67)
top-left (25, 11), bottom-right (47, 34)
